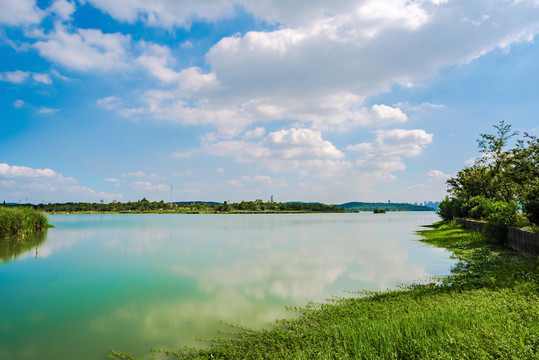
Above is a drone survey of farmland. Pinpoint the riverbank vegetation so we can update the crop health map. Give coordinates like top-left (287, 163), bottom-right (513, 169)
top-left (438, 121), bottom-right (539, 242)
top-left (0, 206), bottom-right (50, 239)
top-left (109, 221), bottom-right (538, 359)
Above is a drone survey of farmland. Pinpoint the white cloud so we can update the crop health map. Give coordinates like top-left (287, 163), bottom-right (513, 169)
top-left (0, 71), bottom-right (53, 85)
top-left (216, 168), bottom-right (224, 173)
top-left (103, 178), bottom-right (121, 182)
top-left (348, 129), bottom-right (433, 181)
top-left (85, 0), bottom-right (238, 28)
top-left (267, 128), bottom-right (344, 160)
top-left (227, 179), bottom-right (242, 187)
top-left (0, 0), bottom-right (45, 26)
top-left (48, 0), bottom-right (76, 21)
top-left (0, 163), bottom-right (121, 202)
top-left (32, 73), bottom-right (52, 84)
top-left (0, 163), bottom-right (58, 178)
top-left (368, 104), bottom-right (407, 125)
top-left (136, 42), bottom-right (180, 83)
top-left (244, 127), bottom-right (265, 140)
top-left (34, 25), bottom-right (132, 71)
top-left (426, 169), bottom-right (451, 181)
top-left (349, 129), bottom-right (433, 158)
top-left (97, 96), bottom-right (122, 110)
top-left (180, 40), bottom-right (193, 49)
top-left (1, 70), bottom-right (30, 84)
top-left (38, 107), bottom-right (60, 114)
top-left (131, 181), bottom-right (169, 191)
top-left (202, 128), bottom-right (353, 177)
top-left (122, 171), bottom-right (145, 178)
top-left (253, 175), bottom-right (287, 187)
top-left (14, 99), bottom-right (25, 108)
top-left (102, 1), bottom-right (539, 135)
top-left (173, 150), bottom-right (198, 158)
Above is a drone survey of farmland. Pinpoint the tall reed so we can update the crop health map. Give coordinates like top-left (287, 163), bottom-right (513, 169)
top-left (0, 206), bottom-right (50, 238)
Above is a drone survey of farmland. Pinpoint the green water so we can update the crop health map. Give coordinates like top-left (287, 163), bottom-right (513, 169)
top-left (0, 213), bottom-right (455, 359)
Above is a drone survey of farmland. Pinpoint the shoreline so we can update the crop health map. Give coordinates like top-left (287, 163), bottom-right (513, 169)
top-left (109, 221), bottom-right (538, 359)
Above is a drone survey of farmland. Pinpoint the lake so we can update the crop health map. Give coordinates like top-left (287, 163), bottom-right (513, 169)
top-left (0, 212), bottom-right (455, 359)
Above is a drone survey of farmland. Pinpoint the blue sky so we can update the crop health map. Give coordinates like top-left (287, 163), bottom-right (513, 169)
top-left (1, 0), bottom-right (538, 204)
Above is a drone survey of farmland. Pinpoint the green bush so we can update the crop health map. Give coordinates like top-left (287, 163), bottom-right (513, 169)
top-left (437, 196), bottom-right (454, 221)
top-left (437, 197), bottom-right (476, 221)
top-left (522, 185), bottom-right (539, 225)
top-left (523, 199), bottom-right (539, 225)
top-left (483, 201), bottom-right (520, 245)
top-left (465, 196), bottom-right (492, 220)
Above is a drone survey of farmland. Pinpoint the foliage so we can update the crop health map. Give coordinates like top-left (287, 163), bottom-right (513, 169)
top-left (340, 202), bottom-right (434, 212)
top-left (436, 196), bottom-right (468, 221)
top-left (446, 122), bottom-right (539, 226)
top-left (522, 181), bottom-right (539, 225)
top-left (0, 206), bottom-right (50, 238)
top-left (36, 199), bottom-right (346, 214)
top-left (482, 201), bottom-right (521, 245)
top-left (109, 222), bottom-right (539, 360)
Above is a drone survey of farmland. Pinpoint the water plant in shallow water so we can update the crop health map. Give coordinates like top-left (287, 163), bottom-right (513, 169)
top-left (0, 206), bottom-right (51, 238)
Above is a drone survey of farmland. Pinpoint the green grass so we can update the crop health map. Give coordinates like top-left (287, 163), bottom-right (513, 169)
top-left (109, 221), bottom-right (539, 360)
top-left (0, 206), bottom-right (51, 238)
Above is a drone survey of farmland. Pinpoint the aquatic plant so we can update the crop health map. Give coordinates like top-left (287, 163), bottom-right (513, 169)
top-left (0, 206), bottom-right (51, 238)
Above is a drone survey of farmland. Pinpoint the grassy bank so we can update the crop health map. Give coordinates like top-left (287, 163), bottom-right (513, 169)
top-left (110, 222), bottom-right (539, 360)
top-left (0, 206), bottom-right (51, 238)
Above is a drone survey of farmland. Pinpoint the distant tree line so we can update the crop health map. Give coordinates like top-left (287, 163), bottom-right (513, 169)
top-left (339, 202), bottom-right (434, 212)
top-left (29, 198), bottom-right (345, 213)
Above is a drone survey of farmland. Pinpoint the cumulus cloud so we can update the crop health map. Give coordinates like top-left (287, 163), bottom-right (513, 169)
top-left (136, 42), bottom-right (180, 82)
top-left (426, 169), bottom-right (452, 181)
top-left (14, 99), bottom-right (25, 108)
top-left (349, 129), bottom-right (433, 158)
top-left (48, 0), bottom-right (76, 21)
top-left (0, 70), bottom-right (30, 84)
top-left (0, 0), bottom-right (45, 26)
top-left (0, 70), bottom-right (53, 85)
top-left (0, 163), bottom-right (59, 178)
top-left (32, 73), bottom-right (52, 84)
top-left (244, 127), bottom-right (265, 140)
top-left (34, 24), bottom-right (132, 71)
top-left (202, 127), bottom-right (353, 177)
top-left (0, 163), bottom-right (121, 202)
top-left (99, 1), bottom-right (539, 136)
top-left (348, 129), bottom-right (433, 179)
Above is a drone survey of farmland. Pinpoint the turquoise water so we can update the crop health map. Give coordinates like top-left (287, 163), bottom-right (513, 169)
top-left (0, 212), bottom-right (455, 359)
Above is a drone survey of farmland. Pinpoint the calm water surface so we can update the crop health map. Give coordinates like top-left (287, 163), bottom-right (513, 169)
top-left (0, 212), bottom-right (456, 359)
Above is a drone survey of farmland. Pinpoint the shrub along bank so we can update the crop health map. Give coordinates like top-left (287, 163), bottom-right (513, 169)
top-left (108, 221), bottom-right (539, 360)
